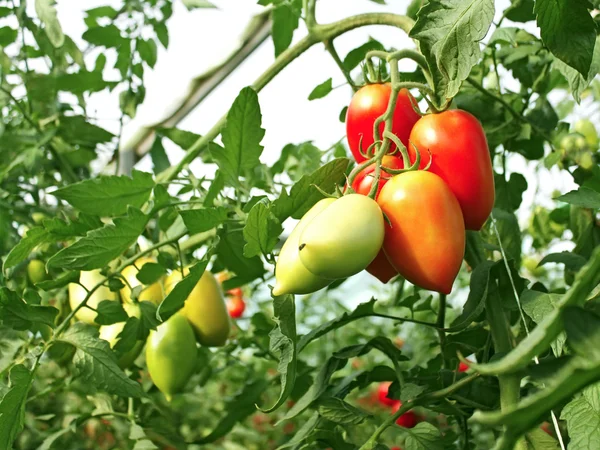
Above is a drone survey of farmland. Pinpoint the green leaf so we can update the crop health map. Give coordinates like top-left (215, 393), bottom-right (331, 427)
top-left (561, 383), bottom-right (600, 450)
top-left (505, 0), bottom-right (535, 23)
top-left (521, 289), bottom-right (566, 357)
top-left (0, 27), bottom-right (18, 46)
top-left (0, 365), bottom-right (34, 449)
top-left (180, 207), bottom-right (228, 234)
top-left (48, 208), bottom-right (149, 270)
top-left (317, 398), bottom-right (370, 425)
top-left (564, 306), bottom-right (600, 362)
top-left (343, 39), bottom-right (385, 71)
top-left (308, 78), bottom-right (333, 101)
top-left (37, 271), bottom-right (80, 291)
top-left (491, 209), bottom-right (522, 265)
top-left (553, 35), bottom-right (600, 103)
top-left (539, 252), bottom-right (587, 271)
top-left (259, 294), bottom-right (297, 413)
top-left (35, 0), bottom-right (64, 47)
top-left (555, 187), bottom-right (600, 209)
top-left (51, 171), bottom-right (155, 216)
top-left (447, 261), bottom-right (493, 331)
top-left (216, 228), bottom-right (264, 279)
top-left (149, 137), bottom-right (170, 174)
top-left (58, 116), bottom-right (114, 147)
top-left (153, 22), bottom-right (169, 48)
top-left (403, 422), bottom-right (443, 450)
top-left (137, 38), bottom-right (157, 68)
top-left (182, 0), bottom-right (216, 9)
top-left (156, 260), bottom-right (208, 321)
top-left (136, 262), bottom-right (166, 285)
top-left (272, 158), bottom-right (349, 221)
top-left (271, 2), bottom-right (299, 57)
top-left (535, 0), bottom-right (596, 76)
top-left (82, 24), bottom-right (124, 48)
top-left (211, 87), bottom-right (265, 185)
top-left (243, 200), bottom-right (283, 258)
top-left (4, 227), bottom-right (51, 269)
top-left (157, 127), bottom-right (201, 150)
top-left (0, 288), bottom-right (58, 331)
top-left (410, 0), bottom-right (495, 100)
top-left (58, 323), bottom-right (144, 397)
top-left (94, 300), bottom-right (128, 326)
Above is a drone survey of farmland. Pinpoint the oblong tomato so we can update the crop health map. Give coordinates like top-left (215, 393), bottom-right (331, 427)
top-left (408, 110), bottom-right (494, 230)
top-left (346, 84), bottom-right (421, 163)
top-left (378, 171), bottom-right (465, 294)
top-left (69, 270), bottom-right (118, 325)
top-left (120, 257), bottom-right (164, 305)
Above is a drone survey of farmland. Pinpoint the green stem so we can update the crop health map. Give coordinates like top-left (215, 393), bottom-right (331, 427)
top-left (158, 13), bottom-right (414, 183)
top-left (324, 39), bottom-right (357, 91)
top-left (437, 293), bottom-right (447, 368)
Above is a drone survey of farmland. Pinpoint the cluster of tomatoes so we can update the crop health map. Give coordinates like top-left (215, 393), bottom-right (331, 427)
top-left (66, 259), bottom-right (245, 401)
top-left (273, 83), bottom-right (494, 296)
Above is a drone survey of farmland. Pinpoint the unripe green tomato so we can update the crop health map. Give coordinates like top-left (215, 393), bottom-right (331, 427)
top-left (31, 212), bottom-right (47, 224)
top-left (574, 135), bottom-right (588, 151)
top-left (27, 259), bottom-right (49, 284)
top-left (164, 269), bottom-right (230, 347)
top-left (272, 198), bottom-right (335, 296)
top-left (120, 257), bottom-right (165, 305)
top-left (99, 322), bottom-right (144, 369)
top-left (522, 256), bottom-right (546, 278)
top-left (574, 119), bottom-right (599, 148)
top-left (68, 270), bottom-right (118, 325)
top-left (578, 151), bottom-right (595, 170)
top-left (299, 194), bottom-right (385, 279)
top-left (560, 134), bottom-right (578, 152)
top-left (146, 313), bottom-right (197, 401)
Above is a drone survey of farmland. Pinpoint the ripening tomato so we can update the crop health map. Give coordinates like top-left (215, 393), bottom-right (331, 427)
top-left (164, 269), bottom-right (231, 346)
top-left (392, 401), bottom-right (418, 428)
top-left (408, 110), bottom-right (494, 230)
top-left (299, 194), bottom-right (384, 279)
top-left (377, 382), bottom-right (396, 407)
top-left (69, 270), bottom-right (119, 325)
top-left (227, 295), bottom-right (246, 318)
top-left (458, 361), bottom-right (469, 373)
top-left (346, 84), bottom-right (421, 163)
top-left (120, 257), bottom-right (164, 305)
top-left (351, 155), bottom-right (404, 197)
top-left (378, 171), bottom-right (465, 294)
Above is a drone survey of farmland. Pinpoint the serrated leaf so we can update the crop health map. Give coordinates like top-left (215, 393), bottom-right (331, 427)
top-left (564, 307), bottom-right (600, 362)
top-left (243, 200), bottom-right (283, 258)
top-left (535, 0), bottom-right (595, 76)
top-left (4, 227), bottom-right (51, 269)
top-left (0, 365), bottom-right (34, 449)
top-left (217, 228), bottom-right (264, 279)
top-left (48, 208), bottom-right (149, 270)
top-left (521, 289), bottom-right (566, 357)
top-left (35, 0), bottom-right (64, 47)
top-left (317, 398), bottom-right (370, 425)
top-left (57, 323), bottom-right (144, 398)
top-left (51, 170), bottom-right (155, 216)
top-left (180, 207), bottom-right (228, 234)
top-left (403, 422), bottom-right (443, 450)
top-left (271, 2), bottom-right (299, 57)
top-left (94, 300), bottom-right (128, 326)
top-left (0, 287), bottom-right (58, 330)
top-left (553, 35), bottom-right (600, 103)
top-left (410, 0), bottom-right (495, 100)
top-left (561, 383), bottom-right (600, 450)
top-left (308, 78), bottom-right (332, 101)
top-left (36, 271), bottom-right (80, 291)
top-left (211, 87), bottom-right (265, 185)
top-left (555, 187), bottom-right (600, 209)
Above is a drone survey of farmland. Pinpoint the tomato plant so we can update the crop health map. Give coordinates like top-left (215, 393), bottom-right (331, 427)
top-left (1, 1), bottom-right (600, 450)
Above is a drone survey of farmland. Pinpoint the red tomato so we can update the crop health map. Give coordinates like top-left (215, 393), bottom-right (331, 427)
top-left (365, 250), bottom-right (398, 283)
top-left (541, 421), bottom-right (553, 436)
top-left (347, 84), bottom-right (421, 163)
top-left (391, 447), bottom-right (402, 450)
top-left (227, 295), bottom-right (246, 318)
top-left (227, 287), bottom-right (243, 297)
top-left (408, 110), bottom-right (494, 230)
top-left (392, 401), bottom-right (418, 428)
top-left (377, 382), bottom-right (396, 407)
top-left (377, 171), bottom-right (465, 294)
top-left (458, 361), bottom-right (470, 372)
top-left (351, 155), bottom-right (404, 197)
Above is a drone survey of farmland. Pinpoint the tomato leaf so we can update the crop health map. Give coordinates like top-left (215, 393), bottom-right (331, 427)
top-left (47, 207), bottom-right (149, 270)
top-left (561, 383), bottom-right (600, 450)
top-left (271, 1), bottom-right (300, 57)
top-left (447, 261), bottom-right (493, 332)
top-left (0, 287), bottom-right (58, 330)
top-left (555, 187), bottom-right (600, 210)
top-left (535, 0), bottom-right (596, 77)
top-left (51, 170), bottom-right (155, 217)
top-left (4, 227), bottom-right (51, 269)
top-left (410, 0), bottom-right (495, 100)
top-left (180, 207), bottom-right (228, 234)
top-left (564, 306), bottom-right (600, 362)
top-left (36, 270), bottom-right (80, 291)
top-left (539, 252), bottom-right (587, 271)
top-left (243, 199), bottom-right (283, 258)
top-left (343, 39), bottom-right (385, 72)
top-left (94, 300), bottom-right (128, 326)
top-left (521, 289), bottom-right (566, 357)
top-left (135, 262), bottom-right (166, 285)
top-left (552, 35), bottom-right (600, 103)
top-left (308, 78), bottom-right (333, 101)
top-left (156, 260), bottom-right (208, 322)
top-left (57, 323), bottom-right (144, 398)
top-left (137, 38), bottom-right (157, 68)
top-left (259, 294), bottom-right (297, 413)
top-left (34, 0), bottom-right (64, 47)
top-left (403, 422), bottom-right (443, 450)
top-left (211, 87), bottom-right (265, 186)
top-left (0, 365), bottom-right (34, 449)
top-left (216, 228), bottom-right (264, 279)
top-left (317, 398), bottom-right (370, 425)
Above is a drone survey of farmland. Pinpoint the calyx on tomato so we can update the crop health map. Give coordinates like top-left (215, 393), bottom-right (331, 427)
top-left (272, 198), bottom-right (335, 296)
top-left (299, 194), bottom-right (384, 279)
top-left (346, 84), bottom-right (421, 163)
top-left (408, 109), bottom-right (494, 231)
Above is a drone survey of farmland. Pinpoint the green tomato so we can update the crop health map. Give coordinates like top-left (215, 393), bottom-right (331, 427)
top-left (164, 269), bottom-right (230, 347)
top-left (560, 134), bottom-right (577, 152)
top-left (99, 322), bottom-right (144, 369)
top-left (574, 119), bottom-right (598, 148)
top-left (577, 151), bottom-right (595, 170)
top-left (299, 194), bottom-right (385, 279)
top-left (272, 198), bottom-right (335, 296)
top-left (522, 256), bottom-right (546, 278)
top-left (68, 270), bottom-right (119, 325)
top-left (146, 313), bottom-right (197, 401)
top-left (27, 259), bottom-right (49, 284)
top-left (31, 212), bottom-right (47, 224)
top-left (120, 257), bottom-right (165, 305)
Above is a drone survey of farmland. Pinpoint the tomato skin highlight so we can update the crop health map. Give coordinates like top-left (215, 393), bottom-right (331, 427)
top-left (408, 110), bottom-right (494, 231)
top-left (377, 382), bottom-right (396, 407)
top-left (227, 295), bottom-right (246, 319)
top-left (377, 171), bottom-right (465, 294)
top-left (346, 84), bottom-right (421, 163)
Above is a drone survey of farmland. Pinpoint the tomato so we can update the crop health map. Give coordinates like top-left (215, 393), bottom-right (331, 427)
top-left (227, 295), bottom-right (246, 318)
top-left (272, 198), bottom-right (335, 296)
top-left (227, 287), bottom-right (243, 297)
top-left (458, 361), bottom-right (469, 373)
top-left (146, 313), bottom-right (197, 401)
top-left (69, 270), bottom-right (118, 325)
top-left (346, 84), bottom-right (421, 163)
top-left (299, 194), bottom-right (384, 279)
top-left (366, 250), bottom-right (398, 283)
top-left (574, 119), bottom-right (598, 148)
top-left (391, 447), bottom-right (402, 450)
top-left (378, 171), bottom-right (465, 294)
top-left (351, 155), bottom-right (404, 197)
top-left (27, 259), bottom-right (48, 284)
top-left (164, 268), bottom-right (231, 347)
top-left (392, 401), bottom-right (418, 428)
top-left (120, 257), bottom-right (164, 305)
top-left (408, 110), bottom-right (494, 231)
top-left (99, 303), bottom-right (144, 369)
top-left (377, 382), bottom-right (396, 407)
top-left (540, 421), bottom-right (553, 436)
